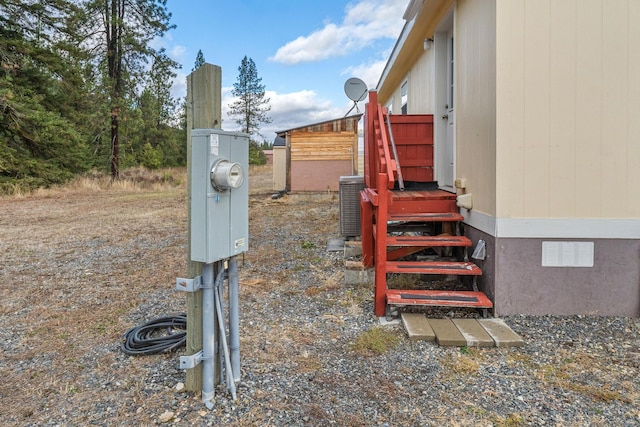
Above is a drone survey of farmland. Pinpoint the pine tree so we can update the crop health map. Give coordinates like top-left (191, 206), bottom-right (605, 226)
top-left (228, 56), bottom-right (272, 138)
top-left (80, 0), bottom-right (176, 179)
top-left (0, 0), bottom-right (93, 192)
top-left (193, 49), bottom-right (205, 71)
top-left (132, 49), bottom-right (184, 168)
top-left (146, 49), bottom-right (180, 129)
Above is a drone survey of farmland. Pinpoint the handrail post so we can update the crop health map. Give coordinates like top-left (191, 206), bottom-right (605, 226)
top-left (374, 172), bottom-right (389, 317)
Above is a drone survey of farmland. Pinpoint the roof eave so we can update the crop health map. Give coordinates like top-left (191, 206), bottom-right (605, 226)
top-left (275, 113), bottom-right (363, 136)
top-left (376, 0), bottom-right (453, 103)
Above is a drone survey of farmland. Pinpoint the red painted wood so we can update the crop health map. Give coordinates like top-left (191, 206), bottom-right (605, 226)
top-left (386, 290), bottom-right (493, 308)
top-left (353, 187), bottom-right (455, 214)
top-left (388, 114), bottom-right (434, 183)
top-left (364, 91), bottom-right (436, 191)
top-left (391, 189), bottom-right (457, 200)
top-left (360, 191), bottom-right (374, 267)
top-left (388, 212), bottom-right (464, 222)
top-left (386, 261), bottom-right (482, 275)
top-left (374, 173), bottom-right (389, 317)
top-left (388, 200), bottom-right (458, 215)
top-left (386, 235), bottom-right (472, 247)
top-left (386, 246), bottom-right (426, 261)
top-left (364, 91), bottom-right (377, 188)
top-left (361, 91), bottom-right (492, 315)
top-left (363, 188), bottom-right (379, 206)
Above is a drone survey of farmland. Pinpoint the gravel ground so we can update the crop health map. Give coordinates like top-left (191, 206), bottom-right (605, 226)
top-left (1, 166), bottom-right (639, 426)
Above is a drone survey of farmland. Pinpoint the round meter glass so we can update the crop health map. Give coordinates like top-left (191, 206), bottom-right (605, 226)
top-left (210, 160), bottom-right (244, 191)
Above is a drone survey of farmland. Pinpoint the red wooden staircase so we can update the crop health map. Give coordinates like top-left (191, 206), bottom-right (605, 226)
top-left (360, 91), bottom-right (492, 318)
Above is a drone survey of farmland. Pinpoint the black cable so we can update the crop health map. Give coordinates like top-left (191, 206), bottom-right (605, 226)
top-left (121, 314), bottom-right (187, 356)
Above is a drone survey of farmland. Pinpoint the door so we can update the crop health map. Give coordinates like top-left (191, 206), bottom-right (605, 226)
top-left (443, 30), bottom-right (455, 188)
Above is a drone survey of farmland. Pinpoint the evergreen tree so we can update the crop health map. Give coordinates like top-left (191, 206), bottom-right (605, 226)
top-left (131, 50), bottom-right (184, 168)
top-left (248, 140), bottom-right (267, 166)
top-left (0, 0), bottom-right (93, 192)
top-left (146, 49), bottom-right (180, 129)
top-left (193, 49), bottom-right (205, 71)
top-left (228, 56), bottom-right (272, 139)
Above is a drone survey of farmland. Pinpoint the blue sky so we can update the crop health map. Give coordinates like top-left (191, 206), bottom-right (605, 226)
top-left (162, 0), bottom-right (408, 141)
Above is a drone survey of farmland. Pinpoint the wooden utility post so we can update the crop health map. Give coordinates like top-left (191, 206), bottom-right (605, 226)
top-left (185, 63), bottom-right (222, 392)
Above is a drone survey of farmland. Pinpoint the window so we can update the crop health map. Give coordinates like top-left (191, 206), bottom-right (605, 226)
top-left (400, 80), bottom-right (408, 114)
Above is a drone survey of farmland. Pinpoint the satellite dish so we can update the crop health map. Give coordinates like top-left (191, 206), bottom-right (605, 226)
top-left (344, 77), bottom-right (368, 102)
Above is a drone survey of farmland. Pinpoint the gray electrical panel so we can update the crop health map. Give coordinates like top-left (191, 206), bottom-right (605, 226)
top-left (190, 129), bottom-right (249, 263)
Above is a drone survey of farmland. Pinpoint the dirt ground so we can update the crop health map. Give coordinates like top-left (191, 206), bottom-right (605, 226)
top-left (1, 165), bottom-right (638, 426)
top-left (0, 165), bottom-right (345, 425)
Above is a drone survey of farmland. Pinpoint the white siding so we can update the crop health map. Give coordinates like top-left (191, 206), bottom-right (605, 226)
top-left (408, 52), bottom-right (436, 113)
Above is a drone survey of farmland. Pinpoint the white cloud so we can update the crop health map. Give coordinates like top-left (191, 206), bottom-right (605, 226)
top-left (221, 89), bottom-right (345, 141)
top-left (342, 57), bottom-right (389, 91)
top-left (171, 71), bottom-right (187, 100)
top-left (170, 45), bottom-right (187, 62)
top-left (270, 0), bottom-right (406, 65)
top-left (166, 45), bottom-right (187, 95)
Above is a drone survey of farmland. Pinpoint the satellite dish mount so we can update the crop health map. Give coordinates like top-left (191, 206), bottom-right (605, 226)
top-left (344, 77), bottom-right (368, 116)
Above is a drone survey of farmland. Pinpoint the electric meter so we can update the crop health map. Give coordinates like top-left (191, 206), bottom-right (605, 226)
top-left (211, 160), bottom-right (244, 191)
top-left (190, 129), bottom-right (249, 263)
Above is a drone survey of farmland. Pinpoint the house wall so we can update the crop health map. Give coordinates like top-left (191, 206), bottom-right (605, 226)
top-left (466, 226), bottom-right (640, 316)
top-left (411, 53), bottom-right (437, 113)
top-left (495, 0), bottom-right (640, 221)
top-left (486, 0), bottom-right (640, 316)
top-left (384, 85), bottom-right (400, 114)
top-left (374, 0), bottom-right (640, 316)
top-left (378, 0), bottom-right (497, 211)
top-left (456, 0), bottom-right (497, 216)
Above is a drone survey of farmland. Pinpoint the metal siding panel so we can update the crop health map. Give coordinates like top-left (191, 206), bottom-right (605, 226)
top-left (548, 0), bottom-right (577, 217)
top-left (630, 0), bottom-right (640, 216)
top-left (601, 0), bottom-right (630, 217)
top-left (574, 0), bottom-right (604, 216)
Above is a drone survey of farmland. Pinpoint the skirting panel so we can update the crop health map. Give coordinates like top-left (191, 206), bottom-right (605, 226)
top-left (464, 226), bottom-right (640, 316)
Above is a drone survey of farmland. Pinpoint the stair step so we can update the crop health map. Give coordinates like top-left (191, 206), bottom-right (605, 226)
top-left (387, 289), bottom-right (493, 308)
top-left (386, 261), bottom-right (482, 275)
top-left (452, 319), bottom-right (495, 347)
top-left (386, 235), bottom-right (471, 247)
top-left (391, 189), bottom-right (457, 201)
top-left (389, 212), bottom-right (464, 222)
top-left (478, 318), bottom-right (525, 347)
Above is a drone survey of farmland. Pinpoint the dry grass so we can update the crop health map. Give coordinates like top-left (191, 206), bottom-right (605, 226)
top-left (0, 165), bottom-right (232, 424)
top-left (350, 326), bottom-right (400, 355)
top-left (2, 164), bottom-right (638, 426)
top-left (2, 167), bottom-right (186, 199)
top-left (533, 350), bottom-right (634, 404)
top-left (440, 351), bottom-right (482, 376)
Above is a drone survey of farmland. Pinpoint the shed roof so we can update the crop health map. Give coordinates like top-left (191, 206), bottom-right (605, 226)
top-left (275, 114), bottom-right (362, 136)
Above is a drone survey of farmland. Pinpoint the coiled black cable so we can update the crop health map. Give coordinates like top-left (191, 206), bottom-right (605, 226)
top-left (121, 314), bottom-right (187, 356)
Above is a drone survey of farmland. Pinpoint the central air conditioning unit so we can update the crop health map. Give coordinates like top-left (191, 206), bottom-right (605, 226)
top-left (339, 175), bottom-right (365, 237)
